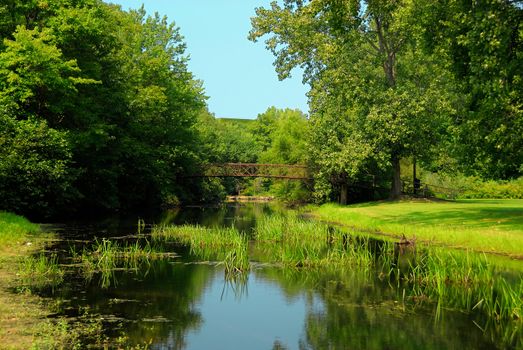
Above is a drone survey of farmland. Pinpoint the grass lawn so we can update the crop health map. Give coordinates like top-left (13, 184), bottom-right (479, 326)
top-left (310, 199), bottom-right (523, 258)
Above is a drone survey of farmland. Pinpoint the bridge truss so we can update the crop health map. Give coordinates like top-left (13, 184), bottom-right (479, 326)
top-left (198, 163), bottom-right (311, 180)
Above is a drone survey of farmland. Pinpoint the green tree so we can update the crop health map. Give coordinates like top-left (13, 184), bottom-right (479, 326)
top-left (0, 1), bottom-right (212, 216)
top-left (251, 107), bottom-right (311, 202)
top-left (196, 111), bottom-right (260, 164)
top-left (250, 106), bottom-right (280, 152)
top-left (255, 107), bottom-right (309, 164)
top-left (415, 0), bottom-right (523, 180)
top-left (113, 8), bottom-right (206, 209)
top-left (0, 25), bottom-right (95, 121)
top-left (195, 111), bottom-right (260, 198)
top-left (250, 0), bottom-right (454, 199)
top-left (0, 114), bottom-right (76, 217)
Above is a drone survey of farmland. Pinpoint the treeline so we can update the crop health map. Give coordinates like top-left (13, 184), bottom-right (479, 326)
top-left (0, 0), bottom-right (310, 218)
top-left (0, 1), bottom-right (225, 218)
top-left (250, 0), bottom-right (523, 201)
top-left (1, 1), bottom-right (522, 218)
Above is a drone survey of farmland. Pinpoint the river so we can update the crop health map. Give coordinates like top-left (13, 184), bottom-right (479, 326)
top-left (37, 203), bottom-right (516, 349)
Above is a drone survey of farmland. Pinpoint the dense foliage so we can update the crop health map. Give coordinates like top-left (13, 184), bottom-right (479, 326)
top-left (1, 0), bottom-right (521, 217)
top-left (197, 107), bottom-right (311, 202)
top-left (249, 0), bottom-right (523, 201)
top-left (416, 0), bottom-right (523, 179)
top-left (250, 107), bottom-right (310, 202)
top-left (0, 1), bottom-right (209, 217)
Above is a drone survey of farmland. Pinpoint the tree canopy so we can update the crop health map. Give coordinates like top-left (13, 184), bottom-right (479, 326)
top-left (250, 0), bottom-right (522, 200)
top-left (0, 1), bottom-right (210, 217)
top-left (1, 0), bottom-right (521, 216)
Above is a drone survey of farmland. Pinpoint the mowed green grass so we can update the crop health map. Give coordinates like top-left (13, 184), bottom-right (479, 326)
top-left (311, 199), bottom-right (523, 257)
top-left (0, 212), bottom-right (40, 250)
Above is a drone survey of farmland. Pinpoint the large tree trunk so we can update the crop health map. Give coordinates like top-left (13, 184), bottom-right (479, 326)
top-left (390, 155), bottom-right (402, 199)
top-left (340, 183), bottom-right (348, 205)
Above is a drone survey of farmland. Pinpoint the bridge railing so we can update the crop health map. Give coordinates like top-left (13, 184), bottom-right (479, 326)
top-left (200, 163), bottom-right (311, 180)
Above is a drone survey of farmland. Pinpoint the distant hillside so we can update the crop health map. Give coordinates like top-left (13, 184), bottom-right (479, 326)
top-left (217, 117), bottom-right (255, 128)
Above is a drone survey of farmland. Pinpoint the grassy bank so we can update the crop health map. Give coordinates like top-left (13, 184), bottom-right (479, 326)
top-left (0, 212), bottom-right (44, 348)
top-left (309, 199), bottom-right (523, 258)
top-left (0, 212), bottom-right (102, 349)
top-left (0, 212), bottom-right (40, 251)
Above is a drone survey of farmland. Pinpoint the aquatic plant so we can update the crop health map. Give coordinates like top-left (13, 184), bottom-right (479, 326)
top-left (372, 247), bottom-right (522, 348)
top-left (153, 224), bottom-right (251, 273)
top-left (253, 214), bottom-right (375, 268)
top-left (402, 249), bottom-right (523, 325)
top-left (76, 238), bottom-right (173, 288)
top-left (223, 239), bottom-right (250, 275)
top-left (137, 218), bottom-right (146, 234)
top-left (18, 253), bottom-right (64, 290)
top-left (80, 238), bottom-right (166, 268)
top-left (152, 212), bottom-right (523, 348)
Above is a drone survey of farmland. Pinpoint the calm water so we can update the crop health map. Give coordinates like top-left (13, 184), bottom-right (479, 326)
top-left (41, 204), bottom-right (511, 349)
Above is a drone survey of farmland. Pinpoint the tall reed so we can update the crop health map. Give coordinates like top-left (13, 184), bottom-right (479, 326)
top-left (18, 253), bottom-right (64, 289)
top-left (151, 213), bottom-right (523, 347)
top-left (390, 247), bottom-right (523, 348)
top-left (153, 225), bottom-right (250, 273)
top-left (254, 214), bottom-right (374, 268)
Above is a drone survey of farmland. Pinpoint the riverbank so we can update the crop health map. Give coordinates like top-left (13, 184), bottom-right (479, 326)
top-left (0, 212), bottom-right (89, 349)
top-left (0, 213), bottom-right (45, 348)
top-left (309, 199), bottom-right (523, 258)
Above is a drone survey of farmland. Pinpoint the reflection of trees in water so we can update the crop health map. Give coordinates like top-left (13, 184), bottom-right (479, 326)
top-left (51, 203), bottom-right (515, 349)
top-left (162, 203), bottom-right (282, 235)
top-left (301, 303), bottom-right (488, 350)
top-left (256, 268), bottom-right (497, 350)
top-left (56, 260), bottom-right (215, 349)
top-left (272, 339), bottom-right (289, 350)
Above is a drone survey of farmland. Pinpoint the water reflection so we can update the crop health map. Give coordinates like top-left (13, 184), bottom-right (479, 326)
top-left (160, 203), bottom-right (281, 235)
top-left (256, 268), bottom-right (496, 350)
top-left (43, 204), bottom-right (512, 349)
top-left (52, 261), bottom-right (498, 349)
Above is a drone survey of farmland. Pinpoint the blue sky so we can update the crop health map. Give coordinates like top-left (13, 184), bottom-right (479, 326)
top-left (106, 0), bottom-right (309, 119)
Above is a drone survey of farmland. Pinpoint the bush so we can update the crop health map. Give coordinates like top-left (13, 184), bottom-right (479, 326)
top-left (460, 177), bottom-right (523, 199)
top-left (420, 172), bottom-right (523, 199)
top-left (0, 115), bottom-right (77, 218)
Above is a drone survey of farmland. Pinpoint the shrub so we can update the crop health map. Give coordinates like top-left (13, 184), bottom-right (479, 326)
top-left (460, 177), bottom-right (523, 199)
top-left (0, 115), bottom-right (77, 218)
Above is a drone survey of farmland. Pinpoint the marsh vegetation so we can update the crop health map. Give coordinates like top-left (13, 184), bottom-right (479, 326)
top-left (1, 204), bottom-right (523, 349)
top-left (153, 209), bottom-right (523, 349)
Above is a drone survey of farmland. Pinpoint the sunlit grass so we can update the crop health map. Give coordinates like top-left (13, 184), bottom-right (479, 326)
top-left (0, 212), bottom-right (40, 250)
top-left (310, 199), bottom-right (523, 256)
